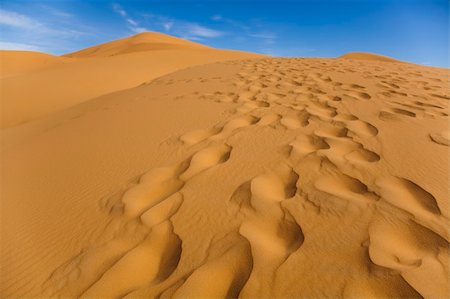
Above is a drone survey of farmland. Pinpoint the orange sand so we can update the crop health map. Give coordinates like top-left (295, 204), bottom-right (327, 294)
top-left (1, 32), bottom-right (449, 299)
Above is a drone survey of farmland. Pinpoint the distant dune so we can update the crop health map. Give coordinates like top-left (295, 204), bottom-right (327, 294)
top-left (65, 32), bottom-right (209, 57)
top-left (1, 33), bottom-right (449, 299)
top-left (339, 52), bottom-right (404, 63)
top-left (0, 32), bottom-right (264, 128)
top-left (0, 51), bottom-right (67, 78)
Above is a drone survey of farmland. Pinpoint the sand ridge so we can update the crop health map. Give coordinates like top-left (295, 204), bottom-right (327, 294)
top-left (64, 32), bottom-right (208, 57)
top-left (1, 49), bottom-right (449, 297)
top-left (339, 52), bottom-right (404, 63)
top-left (0, 32), bottom-right (263, 128)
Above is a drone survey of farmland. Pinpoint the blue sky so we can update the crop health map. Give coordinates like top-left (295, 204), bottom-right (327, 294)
top-left (0, 0), bottom-right (448, 67)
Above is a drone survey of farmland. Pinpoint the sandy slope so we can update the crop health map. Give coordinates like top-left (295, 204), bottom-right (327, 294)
top-left (0, 32), bottom-right (263, 128)
top-left (340, 52), bottom-right (404, 63)
top-left (1, 37), bottom-right (449, 298)
top-left (64, 32), bottom-right (208, 57)
top-left (0, 51), bottom-right (68, 78)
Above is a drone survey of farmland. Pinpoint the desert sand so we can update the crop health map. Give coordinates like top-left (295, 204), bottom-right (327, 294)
top-left (1, 32), bottom-right (449, 298)
top-left (0, 32), bottom-right (262, 128)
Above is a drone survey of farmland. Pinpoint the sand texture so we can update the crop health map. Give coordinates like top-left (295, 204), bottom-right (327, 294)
top-left (0, 32), bottom-right (263, 128)
top-left (1, 34), bottom-right (449, 298)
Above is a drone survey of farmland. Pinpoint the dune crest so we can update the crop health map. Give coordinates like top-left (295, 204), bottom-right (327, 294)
top-left (0, 32), bottom-right (263, 128)
top-left (0, 51), bottom-right (67, 78)
top-left (339, 52), bottom-right (404, 63)
top-left (64, 32), bottom-right (208, 57)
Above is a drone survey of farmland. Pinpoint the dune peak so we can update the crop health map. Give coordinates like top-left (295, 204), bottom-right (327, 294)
top-left (339, 52), bottom-right (403, 63)
top-left (63, 31), bottom-right (208, 58)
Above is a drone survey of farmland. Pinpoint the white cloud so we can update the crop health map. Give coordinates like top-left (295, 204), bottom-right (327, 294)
top-left (41, 5), bottom-right (72, 18)
top-left (209, 14), bottom-right (249, 31)
top-left (185, 24), bottom-right (222, 38)
top-left (0, 7), bottom-right (93, 55)
top-left (162, 21), bottom-right (174, 31)
top-left (181, 35), bottom-right (204, 41)
top-left (0, 9), bottom-right (42, 29)
top-left (0, 41), bottom-right (43, 51)
top-left (130, 26), bottom-right (149, 33)
top-left (0, 9), bottom-right (89, 39)
top-left (249, 32), bottom-right (277, 45)
top-left (126, 18), bottom-right (138, 26)
top-left (112, 3), bottom-right (150, 34)
top-left (112, 3), bottom-right (127, 17)
top-left (139, 11), bottom-right (223, 39)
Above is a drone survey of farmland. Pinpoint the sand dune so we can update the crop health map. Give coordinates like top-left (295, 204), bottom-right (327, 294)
top-left (65, 32), bottom-right (208, 57)
top-left (0, 32), bottom-right (263, 128)
top-left (339, 52), bottom-right (404, 63)
top-left (1, 34), bottom-right (449, 299)
top-left (0, 51), bottom-right (68, 78)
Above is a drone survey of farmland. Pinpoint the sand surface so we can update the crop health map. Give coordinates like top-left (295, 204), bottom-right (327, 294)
top-left (1, 33), bottom-right (449, 298)
top-left (0, 32), bottom-right (262, 128)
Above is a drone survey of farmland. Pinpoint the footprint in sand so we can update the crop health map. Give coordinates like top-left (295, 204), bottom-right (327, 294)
top-left (306, 101), bottom-right (338, 119)
top-left (256, 112), bottom-right (281, 127)
top-left (46, 141), bottom-right (233, 298)
top-left (44, 193), bottom-right (184, 298)
top-left (211, 115), bottom-right (260, 140)
top-left (333, 112), bottom-right (358, 121)
top-left (173, 232), bottom-right (253, 299)
top-left (140, 192), bottom-right (184, 228)
top-left (122, 166), bottom-right (185, 218)
top-left (369, 177), bottom-right (449, 298)
top-left (180, 143), bottom-right (232, 180)
top-left (379, 108), bottom-right (416, 120)
top-left (323, 137), bottom-right (380, 164)
top-left (280, 115), bottom-right (302, 129)
top-left (42, 225), bottom-right (149, 298)
top-left (180, 127), bottom-right (222, 146)
top-left (122, 142), bottom-right (232, 218)
top-left (180, 115), bottom-right (259, 146)
top-left (368, 213), bottom-right (449, 299)
top-left (376, 176), bottom-right (447, 239)
top-left (235, 164), bottom-right (303, 297)
top-left (308, 122), bottom-right (380, 164)
top-left (345, 120), bottom-right (379, 138)
top-left (314, 122), bottom-right (348, 138)
top-left (429, 131), bottom-right (450, 146)
top-left (289, 133), bottom-right (330, 160)
top-left (81, 221), bottom-right (182, 298)
top-left (280, 110), bottom-right (310, 129)
top-left (314, 173), bottom-right (379, 206)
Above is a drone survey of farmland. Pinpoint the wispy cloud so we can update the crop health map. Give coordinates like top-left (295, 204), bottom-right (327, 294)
top-left (210, 14), bottom-right (280, 46)
top-left (184, 24), bottom-right (223, 38)
top-left (0, 8), bottom-right (89, 38)
top-left (0, 9), bottom-right (42, 29)
top-left (130, 27), bottom-right (148, 34)
top-left (210, 14), bottom-right (249, 31)
top-left (126, 18), bottom-right (138, 27)
top-left (249, 32), bottom-right (277, 45)
top-left (0, 7), bottom-right (91, 54)
top-left (40, 5), bottom-right (73, 18)
top-left (162, 21), bottom-right (174, 31)
top-left (140, 11), bottom-right (224, 40)
top-left (112, 3), bottom-right (127, 17)
top-left (0, 41), bottom-right (43, 51)
top-left (112, 3), bottom-right (150, 34)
